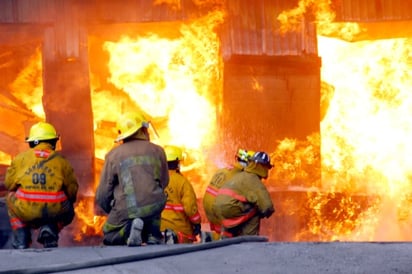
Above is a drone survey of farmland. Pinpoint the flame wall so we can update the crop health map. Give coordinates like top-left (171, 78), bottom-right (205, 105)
top-left (0, 1), bottom-right (322, 245)
top-left (4, 0), bottom-right (410, 244)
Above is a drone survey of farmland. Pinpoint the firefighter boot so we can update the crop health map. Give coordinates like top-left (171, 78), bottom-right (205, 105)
top-left (164, 229), bottom-right (178, 244)
top-left (37, 224), bottom-right (58, 248)
top-left (200, 231), bottom-right (213, 243)
top-left (127, 218), bottom-right (144, 246)
top-left (147, 234), bottom-right (163, 245)
top-left (12, 228), bottom-right (31, 249)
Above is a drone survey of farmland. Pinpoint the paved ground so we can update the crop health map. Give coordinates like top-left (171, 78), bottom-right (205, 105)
top-left (1, 237), bottom-right (412, 274)
top-left (2, 197), bottom-right (412, 274)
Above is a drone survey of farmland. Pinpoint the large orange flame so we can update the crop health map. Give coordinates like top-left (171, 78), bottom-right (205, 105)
top-left (82, 10), bottom-right (226, 240)
top-left (2, 0), bottom-right (412, 243)
top-left (275, 0), bottom-right (412, 241)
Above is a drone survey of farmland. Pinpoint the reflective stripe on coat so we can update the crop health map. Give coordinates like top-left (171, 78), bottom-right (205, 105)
top-left (202, 166), bottom-right (243, 228)
top-left (5, 143), bottom-right (78, 223)
top-left (213, 171), bottom-right (274, 229)
top-left (96, 139), bottom-right (169, 227)
top-left (161, 170), bottom-right (201, 237)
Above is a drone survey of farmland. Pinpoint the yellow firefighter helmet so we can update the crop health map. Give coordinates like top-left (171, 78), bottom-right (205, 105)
top-left (26, 122), bottom-right (59, 142)
top-left (115, 112), bottom-right (149, 142)
top-left (165, 145), bottom-right (183, 162)
top-left (236, 148), bottom-right (255, 163)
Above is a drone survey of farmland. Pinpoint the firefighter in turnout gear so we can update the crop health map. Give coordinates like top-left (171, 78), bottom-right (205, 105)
top-left (5, 122), bottom-right (79, 249)
top-left (161, 145), bottom-right (201, 244)
top-left (95, 112), bottom-right (169, 246)
top-left (213, 151), bottom-right (275, 237)
top-left (202, 149), bottom-right (254, 240)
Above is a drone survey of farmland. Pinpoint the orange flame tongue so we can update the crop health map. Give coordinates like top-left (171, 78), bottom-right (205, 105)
top-left (276, 0), bottom-right (412, 241)
top-left (83, 10), bottom-right (225, 239)
top-left (93, 11), bottom-right (225, 155)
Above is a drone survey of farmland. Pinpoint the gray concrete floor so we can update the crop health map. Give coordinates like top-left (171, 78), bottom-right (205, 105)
top-left (1, 239), bottom-right (412, 274)
top-left (2, 199), bottom-right (412, 274)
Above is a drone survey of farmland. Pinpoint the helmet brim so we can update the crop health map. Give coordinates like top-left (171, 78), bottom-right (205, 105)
top-left (25, 136), bottom-right (60, 143)
top-left (115, 129), bottom-right (138, 143)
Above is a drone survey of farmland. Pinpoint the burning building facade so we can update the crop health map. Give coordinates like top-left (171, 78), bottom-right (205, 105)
top-left (0, 0), bottom-right (411, 245)
top-left (0, 0), bottom-right (321, 185)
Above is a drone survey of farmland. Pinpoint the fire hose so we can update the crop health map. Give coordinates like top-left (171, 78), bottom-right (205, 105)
top-left (2, 235), bottom-right (268, 274)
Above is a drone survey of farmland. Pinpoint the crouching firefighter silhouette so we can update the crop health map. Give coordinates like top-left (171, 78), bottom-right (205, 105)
top-left (202, 148), bottom-right (254, 241)
top-left (213, 151), bottom-right (275, 238)
top-left (95, 112), bottom-right (169, 246)
top-left (5, 122), bottom-right (79, 249)
top-left (161, 145), bottom-right (201, 244)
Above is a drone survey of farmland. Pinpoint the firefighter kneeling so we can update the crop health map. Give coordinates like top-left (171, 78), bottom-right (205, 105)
top-left (202, 148), bottom-right (254, 241)
top-left (213, 151), bottom-right (275, 238)
top-left (160, 145), bottom-right (201, 244)
top-left (5, 122), bottom-right (79, 249)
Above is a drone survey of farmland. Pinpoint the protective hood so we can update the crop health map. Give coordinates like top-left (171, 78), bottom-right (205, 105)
top-left (244, 162), bottom-right (269, 179)
top-left (233, 161), bottom-right (246, 170)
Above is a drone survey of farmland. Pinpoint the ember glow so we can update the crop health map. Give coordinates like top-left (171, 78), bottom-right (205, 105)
top-left (275, 0), bottom-right (412, 241)
top-left (318, 36), bottom-right (412, 241)
top-left (85, 10), bottom-right (225, 240)
top-left (0, 151), bottom-right (10, 165)
top-left (91, 10), bottom-right (224, 187)
top-left (9, 47), bottom-right (45, 119)
top-left (73, 199), bottom-right (105, 241)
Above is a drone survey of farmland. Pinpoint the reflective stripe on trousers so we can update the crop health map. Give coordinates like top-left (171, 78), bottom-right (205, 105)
top-left (210, 222), bottom-right (222, 233)
top-left (164, 203), bottom-right (184, 211)
top-left (10, 217), bottom-right (26, 230)
top-left (218, 187), bottom-right (257, 228)
top-left (164, 203), bottom-right (201, 223)
top-left (221, 208), bottom-right (257, 228)
top-left (177, 231), bottom-right (197, 243)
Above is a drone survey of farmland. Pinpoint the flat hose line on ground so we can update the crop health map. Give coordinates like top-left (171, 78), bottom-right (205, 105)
top-left (2, 235), bottom-right (268, 274)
